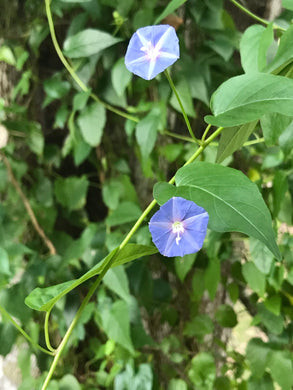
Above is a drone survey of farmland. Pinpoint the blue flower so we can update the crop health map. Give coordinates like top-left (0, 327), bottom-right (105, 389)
top-left (149, 197), bottom-right (209, 257)
top-left (125, 25), bottom-right (180, 80)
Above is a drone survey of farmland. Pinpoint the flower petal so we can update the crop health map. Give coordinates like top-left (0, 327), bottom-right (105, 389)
top-left (149, 197), bottom-right (209, 258)
top-left (125, 25), bottom-right (179, 80)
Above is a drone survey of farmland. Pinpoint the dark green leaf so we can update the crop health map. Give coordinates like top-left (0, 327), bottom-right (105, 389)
top-left (154, 0), bottom-right (187, 24)
top-left (25, 244), bottom-right (157, 311)
top-left (54, 176), bottom-right (89, 211)
top-left (258, 303), bottom-right (284, 334)
top-left (184, 314), bottom-right (214, 337)
top-left (204, 258), bottom-right (220, 300)
top-left (246, 338), bottom-right (270, 379)
top-left (215, 304), bottom-right (237, 328)
top-left (216, 121), bottom-right (258, 163)
top-left (63, 29), bottom-right (122, 58)
top-left (247, 373), bottom-right (274, 390)
top-left (273, 171), bottom-right (288, 218)
top-left (135, 111), bottom-right (160, 161)
top-left (205, 74), bottom-right (293, 127)
top-left (77, 102), bottom-right (106, 147)
top-left (154, 162), bottom-right (280, 259)
top-left (101, 300), bottom-right (135, 354)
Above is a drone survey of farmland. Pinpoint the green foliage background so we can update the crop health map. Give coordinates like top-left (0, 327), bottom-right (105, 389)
top-left (1, 0), bottom-right (293, 389)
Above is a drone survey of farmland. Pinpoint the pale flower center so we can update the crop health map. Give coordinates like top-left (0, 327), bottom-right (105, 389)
top-left (172, 221), bottom-right (185, 245)
top-left (140, 41), bottom-right (160, 62)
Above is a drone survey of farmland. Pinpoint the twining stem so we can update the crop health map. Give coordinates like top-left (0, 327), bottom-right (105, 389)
top-left (0, 152), bottom-right (56, 255)
top-left (164, 131), bottom-right (197, 143)
top-left (228, 0), bottom-right (285, 31)
top-left (201, 124), bottom-right (212, 143)
top-left (164, 69), bottom-right (200, 145)
top-left (44, 310), bottom-right (56, 353)
top-left (44, 0), bottom-right (139, 123)
top-left (0, 305), bottom-right (54, 356)
top-left (41, 124), bottom-right (224, 390)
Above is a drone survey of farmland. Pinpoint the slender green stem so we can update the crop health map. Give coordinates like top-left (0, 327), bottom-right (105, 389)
top-left (44, 310), bottom-right (56, 352)
top-left (0, 305), bottom-right (55, 356)
top-left (201, 124), bottom-right (211, 143)
top-left (229, 0), bottom-right (285, 31)
top-left (41, 249), bottom-right (119, 390)
top-left (164, 130), bottom-right (196, 143)
top-left (243, 137), bottom-right (264, 146)
top-left (164, 70), bottom-right (200, 144)
top-left (41, 125), bottom-right (226, 389)
top-left (44, 0), bottom-right (139, 123)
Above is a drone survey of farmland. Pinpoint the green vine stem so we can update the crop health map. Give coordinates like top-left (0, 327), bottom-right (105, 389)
top-left (41, 124), bottom-right (224, 389)
top-left (44, 310), bottom-right (56, 353)
top-left (44, 0), bottom-right (139, 124)
top-left (164, 69), bottom-right (200, 144)
top-left (229, 0), bottom-right (285, 31)
top-left (0, 304), bottom-right (55, 356)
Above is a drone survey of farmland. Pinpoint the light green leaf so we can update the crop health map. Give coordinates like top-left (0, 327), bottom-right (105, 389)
top-left (265, 24), bottom-right (293, 73)
top-left (246, 338), bottom-right (270, 379)
top-left (170, 78), bottom-right (196, 118)
top-left (216, 121), bottom-right (258, 163)
top-left (264, 295), bottom-right (281, 316)
top-left (188, 352), bottom-right (216, 390)
top-left (0, 45), bottom-right (16, 66)
top-left (25, 244), bottom-right (157, 312)
top-left (283, 0), bottom-right (293, 10)
top-left (54, 176), bottom-right (89, 211)
top-left (154, 0), bottom-right (187, 24)
top-left (111, 58), bottom-right (132, 97)
top-left (168, 379), bottom-right (187, 390)
top-left (240, 24), bottom-right (273, 73)
top-left (174, 253), bottom-right (197, 282)
top-left (63, 29), bottom-right (122, 58)
top-left (59, 374), bottom-right (81, 390)
top-left (249, 237), bottom-right (274, 275)
top-left (279, 119), bottom-right (293, 154)
top-left (260, 112), bottom-right (292, 146)
top-left (136, 111), bottom-right (160, 161)
top-left (101, 300), bottom-right (134, 354)
top-left (242, 262), bottom-right (266, 297)
top-left (0, 248), bottom-right (10, 276)
top-left (77, 102), bottom-right (106, 146)
top-left (205, 73), bottom-right (293, 127)
top-left (106, 201), bottom-right (141, 226)
top-left (267, 350), bottom-right (293, 390)
top-left (154, 162), bottom-right (280, 259)
top-left (103, 266), bottom-right (130, 302)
